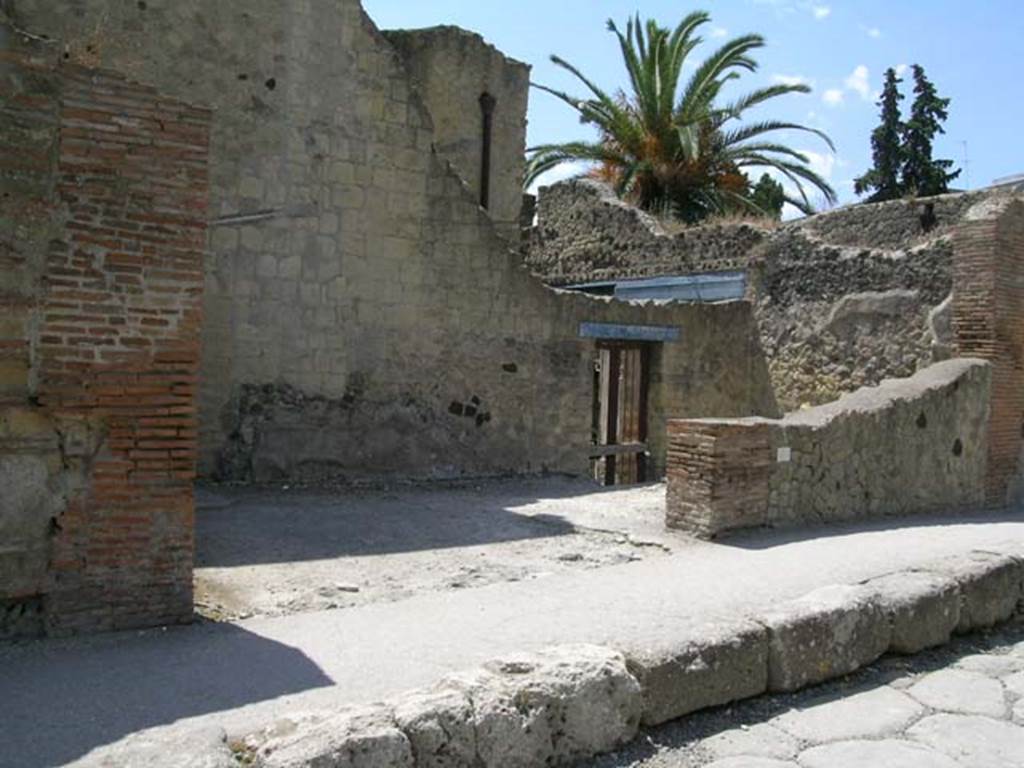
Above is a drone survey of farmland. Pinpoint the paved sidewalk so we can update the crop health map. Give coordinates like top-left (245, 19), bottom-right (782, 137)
top-left (3, 509), bottom-right (1024, 767)
top-left (589, 623), bottom-right (1024, 767)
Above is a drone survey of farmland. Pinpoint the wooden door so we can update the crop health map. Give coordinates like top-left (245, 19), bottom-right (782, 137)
top-left (592, 343), bottom-right (650, 485)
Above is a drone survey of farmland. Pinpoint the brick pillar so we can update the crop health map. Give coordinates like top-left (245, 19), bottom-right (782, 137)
top-left (34, 66), bottom-right (211, 633)
top-left (953, 197), bottom-right (1024, 507)
top-left (666, 419), bottom-right (773, 538)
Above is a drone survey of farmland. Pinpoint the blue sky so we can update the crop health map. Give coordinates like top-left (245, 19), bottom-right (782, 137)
top-left (364, 1), bottom-right (1024, 208)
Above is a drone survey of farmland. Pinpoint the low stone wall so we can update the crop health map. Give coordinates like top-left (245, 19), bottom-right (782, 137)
top-left (666, 359), bottom-right (990, 539)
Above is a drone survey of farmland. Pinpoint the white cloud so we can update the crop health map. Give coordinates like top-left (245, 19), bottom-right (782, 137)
top-left (866, 26), bottom-right (881, 38)
top-left (844, 65), bottom-right (871, 101)
top-left (772, 74), bottom-right (814, 87)
top-left (801, 148), bottom-right (836, 181)
top-left (823, 89), bottom-right (844, 106)
top-left (895, 63), bottom-right (909, 77)
top-left (710, 26), bottom-right (729, 38)
top-left (751, 0), bottom-right (832, 20)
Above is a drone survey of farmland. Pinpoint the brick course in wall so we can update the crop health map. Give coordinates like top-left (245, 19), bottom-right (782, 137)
top-left (953, 197), bottom-right (1024, 507)
top-left (665, 420), bottom-right (772, 537)
top-left (0, 25), bottom-right (211, 635)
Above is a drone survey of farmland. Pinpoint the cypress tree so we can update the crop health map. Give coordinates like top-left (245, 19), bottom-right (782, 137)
top-left (901, 64), bottom-right (961, 196)
top-left (854, 67), bottom-right (904, 202)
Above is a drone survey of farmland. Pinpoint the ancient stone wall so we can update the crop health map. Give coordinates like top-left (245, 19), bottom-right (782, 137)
top-left (524, 179), bottom-right (769, 285)
top-left (666, 359), bottom-right (991, 538)
top-left (0, 21), bottom-right (210, 635)
top-left (523, 181), bottom-right (1007, 413)
top-left (384, 26), bottom-right (529, 242)
top-left (750, 225), bottom-right (955, 411)
top-left (8, 0), bottom-right (779, 485)
top-left (952, 195), bottom-right (1024, 506)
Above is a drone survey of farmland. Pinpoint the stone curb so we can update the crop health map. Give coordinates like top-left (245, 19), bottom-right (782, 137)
top-left (86, 543), bottom-right (1024, 767)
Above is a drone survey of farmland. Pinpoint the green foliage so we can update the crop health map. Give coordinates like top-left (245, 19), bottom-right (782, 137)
top-left (525, 12), bottom-right (836, 224)
top-left (854, 67), bottom-right (904, 202)
top-left (749, 173), bottom-right (786, 219)
top-left (855, 64), bottom-right (960, 202)
top-left (902, 64), bottom-right (961, 196)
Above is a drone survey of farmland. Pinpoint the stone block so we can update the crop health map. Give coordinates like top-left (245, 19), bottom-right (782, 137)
top-left (760, 584), bottom-right (891, 692)
top-left (393, 688), bottom-right (476, 768)
top-left (439, 644), bottom-right (641, 767)
top-left (245, 706), bottom-right (414, 768)
top-left (926, 551), bottom-right (1023, 633)
top-left (624, 618), bottom-right (768, 726)
top-left (866, 570), bottom-right (960, 654)
top-left (68, 725), bottom-right (238, 768)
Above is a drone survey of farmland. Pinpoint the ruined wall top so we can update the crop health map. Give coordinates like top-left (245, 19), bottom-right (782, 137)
top-left (524, 179), bottom-right (771, 285)
top-left (523, 178), bottom-right (1015, 287)
top-left (384, 25), bottom-right (530, 241)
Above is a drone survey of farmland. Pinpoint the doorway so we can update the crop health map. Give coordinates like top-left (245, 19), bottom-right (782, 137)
top-left (591, 342), bottom-right (651, 485)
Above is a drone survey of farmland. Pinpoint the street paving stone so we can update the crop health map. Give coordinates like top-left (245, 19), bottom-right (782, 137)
top-left (906, 668), bottom-right (1009, 717)
top-left (769, 686), bottom-right (923, 744)
top-left (586, 623), bottom-right (1024, 767)
top-left (703, 759), bottom-right (797, 768)
top-left (699, 723), bottom-right (798, 762)
top-left (956, 652), bottom-right (1024, 677)
top-left (800, 739), bottom-right (961, 768)
top-left (907, 714), bottom-right (1024, 767)
top-left (1003, 670), bottom-right (1024, 697)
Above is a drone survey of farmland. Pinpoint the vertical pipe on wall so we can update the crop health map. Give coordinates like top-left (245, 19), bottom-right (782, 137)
top-left (479, 92), bottom-right (496, 210)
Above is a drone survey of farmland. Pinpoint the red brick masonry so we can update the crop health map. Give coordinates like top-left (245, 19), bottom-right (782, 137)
top-left (0, 35), bottom-right (210, 634)
top-left (952, 198), bottom-right (1024, 507)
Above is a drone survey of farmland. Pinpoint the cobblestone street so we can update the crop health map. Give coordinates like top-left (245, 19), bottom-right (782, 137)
top-left (588, 622), bottom-right (1024, 768)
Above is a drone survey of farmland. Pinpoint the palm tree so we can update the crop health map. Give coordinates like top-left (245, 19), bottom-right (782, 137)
top-left (525, 13), bottom-right (837, 223)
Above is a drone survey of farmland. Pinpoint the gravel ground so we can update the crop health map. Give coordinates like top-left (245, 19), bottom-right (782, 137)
top-left (585, 621), bottom-right (1024, 767)
top-left (194, 476), bottom-right (684, 620)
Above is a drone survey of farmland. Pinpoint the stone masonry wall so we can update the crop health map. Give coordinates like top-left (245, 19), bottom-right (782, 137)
top-left (524, 179), bottom-right (769, 285)
top-left (748, 192), bottom-right (1009, 411)
top-left (384, 26), bottom-right (529, 242)
top-left (952, 195), bottom-right (1024, 506)
top-left (9, 0), bottom-right (780, 485)
top-left (0, 21), bottom-right (210, 636)
top-left (666, 359), bottom-right (990, 538)
top-left (751, 225), bottom-right (954, 411)
top-left (523, 180), bottom-right (1006, 413)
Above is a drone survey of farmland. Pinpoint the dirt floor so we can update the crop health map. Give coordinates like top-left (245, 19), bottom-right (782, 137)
top-left (194, 476), bottom-right (688, 620)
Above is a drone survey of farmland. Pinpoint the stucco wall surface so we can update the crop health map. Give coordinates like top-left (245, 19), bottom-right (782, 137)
top-left (8, 0), bottom-right (779, 483)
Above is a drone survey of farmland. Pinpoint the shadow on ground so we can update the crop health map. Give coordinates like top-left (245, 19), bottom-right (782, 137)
top-left (195, 476), bottom-right (640, 567)
top-left (0, 623), bottom-right (332, 768)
